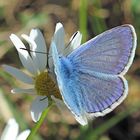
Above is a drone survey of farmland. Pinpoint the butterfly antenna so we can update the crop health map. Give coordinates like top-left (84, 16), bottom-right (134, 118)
top-left (40, 96), bottom-right (48, 101)
top-left (20, 47), bottom-right (50, 68)
top-left (20, 48), bottom-right (48, 54)
top-left (65, 31), bottom-right (78, 49)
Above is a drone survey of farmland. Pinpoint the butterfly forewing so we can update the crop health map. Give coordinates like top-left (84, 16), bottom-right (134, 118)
top-left (68, 25), bottom-right (136, 75)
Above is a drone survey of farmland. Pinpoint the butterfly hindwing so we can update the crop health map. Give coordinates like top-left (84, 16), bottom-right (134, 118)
top-left (75, 70), bottom-right (128, 117)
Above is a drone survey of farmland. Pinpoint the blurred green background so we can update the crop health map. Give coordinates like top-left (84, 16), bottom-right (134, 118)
top-left (0, 0), bottom-right (140, 140)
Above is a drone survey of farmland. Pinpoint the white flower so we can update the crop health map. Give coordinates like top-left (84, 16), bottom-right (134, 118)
top-left (3, 22), bottom-right (82, 123)
top-left (0, 118), bottom-right (30, 140)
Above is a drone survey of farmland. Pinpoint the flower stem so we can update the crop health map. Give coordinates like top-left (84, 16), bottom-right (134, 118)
top-left (79, 0), bottom-right (88, 43)
top-left (27, 104), bottom-right (53, 140)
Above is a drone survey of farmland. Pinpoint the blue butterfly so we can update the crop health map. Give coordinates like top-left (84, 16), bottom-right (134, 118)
top-left (51, 25), bottom-right (137, 125)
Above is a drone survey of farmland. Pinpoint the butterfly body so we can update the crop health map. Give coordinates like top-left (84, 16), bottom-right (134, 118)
top-left (57, 57), bottom-right (83, 116)
top-left (52, 24), bottom-right (137, 125)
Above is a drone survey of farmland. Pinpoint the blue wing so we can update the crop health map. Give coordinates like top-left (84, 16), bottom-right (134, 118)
top-left (51, 25), bottom-right (136, 125)
top-left (68, 25), bottom-right (136, 75)
top-left (51, 42), bottom-right (128, 124)
top-left (51, 42), bottom-right (88, 125)
top-left (74, 69), bottom-right (128, 117)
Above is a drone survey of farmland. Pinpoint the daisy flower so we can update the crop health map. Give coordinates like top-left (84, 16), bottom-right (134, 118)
top-left (0, 118), bottom-right (30, 140)
top-left (3, 23), bottom-right (82, 123)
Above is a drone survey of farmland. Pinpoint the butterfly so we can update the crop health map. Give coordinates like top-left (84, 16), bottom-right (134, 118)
top-left (51, 24), bottom-right (137, 125)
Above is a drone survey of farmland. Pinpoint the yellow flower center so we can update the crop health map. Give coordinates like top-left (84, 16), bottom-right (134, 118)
top-left (35, 71), bottom-right (61, 99)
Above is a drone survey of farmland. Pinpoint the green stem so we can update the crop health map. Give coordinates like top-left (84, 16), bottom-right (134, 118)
top-left (88, 103), bottom-right (140, 140)
top-left (93, 102), bottom-right (140, 136)
top-left (27, 104), bottom-right (53, 140)
top-left (79, 0), bottom-right (88, 43)
top-left (77, 103), bottom-right (140, 140)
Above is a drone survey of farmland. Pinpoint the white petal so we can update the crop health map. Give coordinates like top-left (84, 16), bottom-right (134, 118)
top-left (30, 96), bottom-right (48, 122)
top-left (11, 88), bottom-right (35, 94)
top-left (51, 96), bottom-right (87, 126)
top-left (21, 34), bottom-right (39, 71)
top-left (1, 118), bottom-right (19, 140)
top-left (64, 31), bottom-right (82, 56)
top-left (53, 22), bottom-right (65, 54)
top-left (69, 31), bottom-right (82, 49)
top-left (48, 42), bottom-right (55, 75)
top-left (48, 23), bottom-right (65, 75)
top-left (22, 29), bottom-right (47, 71)
top-left (3, 65), bottom-right (33, 84)
top-left (16, 130), bottom-right (30, 140)
top-left (30, 29), bottom-right (47, 70)
top-left (10, 34), bottom-right (38, 75)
